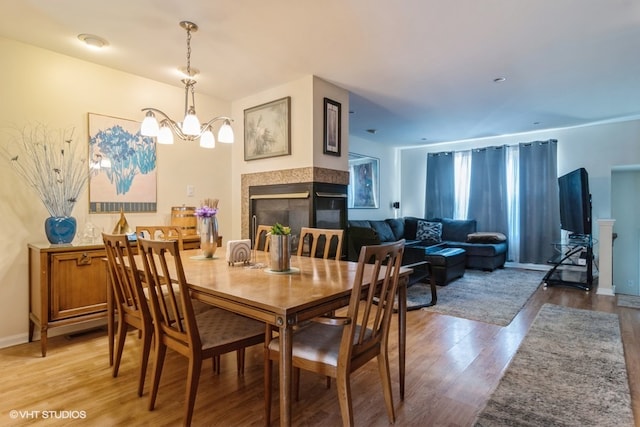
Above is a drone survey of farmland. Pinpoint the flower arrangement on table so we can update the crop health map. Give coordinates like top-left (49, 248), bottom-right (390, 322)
top-left (269, 223), bottom-right (291, 235)
top-left (196, 199), bottom-right (219, 258)
top-left (268, 223), bottom-right (292, 271)
top-left (195, 206), bottom-right (218, 218)
top-left (1, 124), bottom-right (89, 217)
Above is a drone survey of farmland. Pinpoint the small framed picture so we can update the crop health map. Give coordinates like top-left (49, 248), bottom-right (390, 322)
top-left (323, 98), bottom-right (341, 156)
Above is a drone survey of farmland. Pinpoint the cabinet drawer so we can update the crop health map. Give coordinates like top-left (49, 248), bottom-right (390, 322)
top-left (49, 250), bottom-right (108, 321)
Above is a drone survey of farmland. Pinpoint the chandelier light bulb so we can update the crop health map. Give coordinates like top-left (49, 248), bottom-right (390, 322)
top-left (218, 120), bottom-right (235, 143)
top-left (200, 128), bottom-right (215, 148)
top-left (182, 109), bottom-right (201, 136)
top-left (157, 125), bottom-right (174, 144)
top-left (141, 111), bottom-right (159, 136)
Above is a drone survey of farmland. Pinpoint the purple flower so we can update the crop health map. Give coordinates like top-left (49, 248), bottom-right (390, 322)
top-left (195, 206), bottom-right (218, 218)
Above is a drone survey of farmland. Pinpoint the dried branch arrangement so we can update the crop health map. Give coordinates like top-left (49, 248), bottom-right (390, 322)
top-left (1, 124), bottom-right (89, 217)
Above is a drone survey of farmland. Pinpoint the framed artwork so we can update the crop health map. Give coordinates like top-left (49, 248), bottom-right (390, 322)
top-left (244, 96), bottom-right (291, 161)
top-left (88, 113), bottom-right (157, 213)
top-left (323, 98), bottom-right (341, 156)
top-left (348, 153), bottom-right (380, 209)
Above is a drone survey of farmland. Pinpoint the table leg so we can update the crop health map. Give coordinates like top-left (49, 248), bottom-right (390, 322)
top-left (398, 276), bottom-right (407, 400)
top-left (279, 323), bottom-right (293, 427)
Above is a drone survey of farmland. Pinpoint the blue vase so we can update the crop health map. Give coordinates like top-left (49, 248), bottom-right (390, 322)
top-left (45, 216), bottom-right (77, 244)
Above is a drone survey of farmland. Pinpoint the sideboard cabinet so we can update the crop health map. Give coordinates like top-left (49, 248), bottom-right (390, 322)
top-left (28, 236), bottom-right (205, 356)
top-left (28, 243), bottom-right (108, 356)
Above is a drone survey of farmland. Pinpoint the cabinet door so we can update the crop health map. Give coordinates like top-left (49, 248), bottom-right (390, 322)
top-left (49, 250), bottom-right (108, 321)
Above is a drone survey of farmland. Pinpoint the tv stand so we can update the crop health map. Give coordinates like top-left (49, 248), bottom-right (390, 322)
top-left (542, 235), bottom-right (594, 291)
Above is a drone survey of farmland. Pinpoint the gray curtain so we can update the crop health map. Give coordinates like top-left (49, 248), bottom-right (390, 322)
top-left (467, 146), bottom-right (509, 235)
top-left (519, 139), bottom-right (560, 264)
top-left (425, 152), bottom-right (454, 219)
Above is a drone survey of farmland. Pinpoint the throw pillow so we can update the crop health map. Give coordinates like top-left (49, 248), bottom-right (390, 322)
top-left (467, 232), bottom-right (507, 243)
top-left (416, 220), bottom-right (442, 244)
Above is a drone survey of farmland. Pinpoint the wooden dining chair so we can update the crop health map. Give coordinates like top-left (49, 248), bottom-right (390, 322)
top-left (102, 232), bottom-right (153, 398)
top-left (137, 237), bottom-right (266, 427)
top-left (136, 225), bottom-right (242, 375)
top-left (136, 225), bottom-right (185, 251)
top-left (264, 239), bottom-right (405, 426)
top-left (254, 224), bottom-right (272, 252)
top-left (296, 227), bottom-right (346, 389)
top-left (297, 227), bottom-right (344, 260)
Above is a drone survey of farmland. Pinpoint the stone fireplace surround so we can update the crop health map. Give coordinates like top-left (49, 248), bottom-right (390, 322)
top-left (241, 167), bottom-right (349, 239)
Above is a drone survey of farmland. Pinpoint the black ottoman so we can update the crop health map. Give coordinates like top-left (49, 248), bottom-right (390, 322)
top-left (424, 247), bottom-right (466, 286)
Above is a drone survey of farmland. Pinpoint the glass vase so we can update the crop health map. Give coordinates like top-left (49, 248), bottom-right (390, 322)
top-left (199, 216), bottom-right (219, 258)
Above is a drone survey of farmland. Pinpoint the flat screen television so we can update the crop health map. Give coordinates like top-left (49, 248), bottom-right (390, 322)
top-left (558, 167), bottom-right (591, 237)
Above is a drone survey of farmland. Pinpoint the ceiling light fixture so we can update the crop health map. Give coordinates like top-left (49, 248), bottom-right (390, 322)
top-left (78, 33), bottom-right (108, 49)
top-left (140, 21), bottom-right (234, 149)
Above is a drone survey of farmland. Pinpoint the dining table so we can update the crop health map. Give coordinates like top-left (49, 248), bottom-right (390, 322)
top-left (117, 247), bottom-right (411, 427)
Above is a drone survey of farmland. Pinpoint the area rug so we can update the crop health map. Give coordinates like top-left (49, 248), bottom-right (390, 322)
top-left (416, 268), bottom-right (542, 326)
top-left (475, 304), bottom-right (634, 427)
top-left (617, 294), bottom-right (640, 309)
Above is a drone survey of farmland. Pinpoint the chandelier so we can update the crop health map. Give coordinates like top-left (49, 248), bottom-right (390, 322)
top-left (140, 21), bottom-right (234, 149)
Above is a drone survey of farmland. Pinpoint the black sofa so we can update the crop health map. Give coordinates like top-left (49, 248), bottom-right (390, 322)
top-left (348, 217), bottom-right (508, 276)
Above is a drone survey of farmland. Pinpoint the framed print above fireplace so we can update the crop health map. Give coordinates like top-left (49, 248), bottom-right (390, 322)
top-left (348, 153), bottom-right (379, 209)
top-left (244, 96), bottom-right (291, 161)
top-left (323, 97), bottom-right (341, 156)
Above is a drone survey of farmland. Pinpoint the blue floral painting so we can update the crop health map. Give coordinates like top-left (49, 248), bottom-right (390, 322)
top-left (88, 113), bottom-right (157, 213)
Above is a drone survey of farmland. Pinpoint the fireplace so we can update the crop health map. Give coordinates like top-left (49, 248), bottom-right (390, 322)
top-left (249, 182), bottom-right (348, 257)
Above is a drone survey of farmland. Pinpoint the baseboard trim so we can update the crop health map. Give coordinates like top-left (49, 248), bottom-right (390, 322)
top-left (0, 318), bottom-right (107, 350)
top-left (0, 333), bottom-right (29, 350)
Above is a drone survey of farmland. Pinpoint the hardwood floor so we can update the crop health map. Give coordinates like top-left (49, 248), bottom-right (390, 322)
top-left (2, 278), bottom-right (639, 426)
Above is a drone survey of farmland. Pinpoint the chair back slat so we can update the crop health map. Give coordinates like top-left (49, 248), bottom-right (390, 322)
top-left (136, 225), bottom-right (185, 251)
top-left (297, 227), bottom-right (344, 260)
top-left (344, 240), bottom-right (404, 358)
top-left (253, 225), bottom-right (271, 252)
top-left (103, 233), bottom-right (148, 318)
top-left (137, 237), bottom-right (200, 350)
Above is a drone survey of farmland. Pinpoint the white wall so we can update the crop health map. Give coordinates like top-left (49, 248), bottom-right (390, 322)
top-left (229, 76), bottom-right (349, 238)
top-left (0, 37), bottom-right (233, 347)
top-left (348, 136), bottom-right (400, 220)
top-left (612, 169), bottom-right (640, 295)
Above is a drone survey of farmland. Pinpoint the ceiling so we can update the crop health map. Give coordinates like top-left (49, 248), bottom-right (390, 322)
top-left (2, 0), bottom-right (640, 147)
